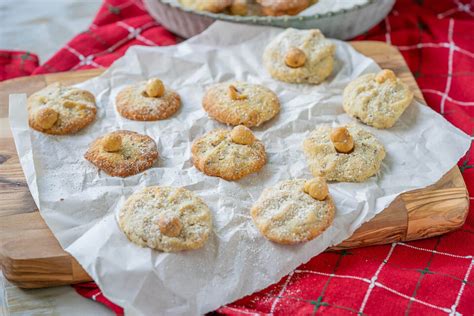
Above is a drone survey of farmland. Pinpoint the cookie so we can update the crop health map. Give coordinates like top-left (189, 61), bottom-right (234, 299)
top-left (118, 186), bottom-right (212, 252)
top-left (230, 0), bottom-right (248, 15)
top-left (115, 78), bottom-right (181, 121)
top-left (202, 82), bottom-right (280, 127)
top-left (251, 178), bottom-right (335, 244)
top-left (303, 124), bottom-right (386, 182)
top-left (343, 69), bottom-right (414, 129)
top-left (180, 0), bottom-right (232, 12)
top-left (263, 28), bottom-right (335, 84)
top-left (84, 130), bottom-right (158, 177)
top-left (27, 82), bottom-right (96, 135)
top-left (257, 0), bottom-right (314, 16)
top-left (191, 126), bottom-right (267, 180)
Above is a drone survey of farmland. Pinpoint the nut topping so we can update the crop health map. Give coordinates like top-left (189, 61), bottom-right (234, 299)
top-left (285, 47), bottom-right (306, 68)
top-left (375, 69), bottom-right (397, 84)
top-left (102, 133), bottom-right (122, 152)
top-left (36, 107), bottom-right (58, 129)
top-left (230, 125), bottom-right (255, 145)
top-left (158, 215), bottom-right (182, 237)
top-left (304, 177), bottom-right (329, 201)
top-left (228, 85), bottom-right (248, 101)
top-left (330, 127), bottom-right (354, 154)
top-left (145, 78), bottom-right (165, 98)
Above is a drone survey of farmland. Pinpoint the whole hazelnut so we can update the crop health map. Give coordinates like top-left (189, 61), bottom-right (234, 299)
top-left (330, 127), bottom-right (354, 154)
top-left (304, 177), bottom-right (329, 201)
top-left (285, 47), bottom-right (306, 68)
top-left (35, 107), bottom-right (58, 129)
top-left (145, 78), bottom-right (165, 98)
top-left (102, 133), bottom-right (122, 152)
top-left (230, 125), bottom-right (255, 145)
top-left (158, 215), bottom-right (182, 237)
top-left (228, 85), bottom-right (248, 101)
top-left (375, 69), bottom-right (397, 84)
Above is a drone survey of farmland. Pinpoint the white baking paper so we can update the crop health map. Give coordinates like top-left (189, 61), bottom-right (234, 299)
top-left (9, 22), bottom-right (471, 315)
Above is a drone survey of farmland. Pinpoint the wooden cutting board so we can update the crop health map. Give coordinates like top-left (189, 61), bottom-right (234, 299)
top-left (0, 41), bottom-right (469, 289)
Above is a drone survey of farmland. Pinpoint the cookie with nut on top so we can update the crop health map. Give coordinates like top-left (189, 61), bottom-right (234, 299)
top-left (191, 125), bottom-right (266, 180)
top-left (343, 69), bottom-right (414, 129)
top-left (27, 82), bottom-right (97, 135)
top-left (257, 0), bottom-right (315, 16)
top-left (118, 186), bottom-right (212, 252)
top-left (251, 177), bottom-right (335, 244)
top-left (115, 78), bottom-right (181, 121)
top-left (263, 28), bottom-right (335, 84)
top-left (84, 130), bottom-right (158, 177)
top-left (202, 81), bottom-right (280, 128)
top-left (303, 124), bottom-right (386, 182)
top-left (179, 0), bottom-right (233, 13)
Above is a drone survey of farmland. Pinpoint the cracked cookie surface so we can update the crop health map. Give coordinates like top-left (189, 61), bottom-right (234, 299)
top-left (251, 179), bottom-right (335, 244)
top-left (116, 81), bottom-right (180, 121)
top-left (27, 82), bottom-right (97, 135)
top-left (84, 130), bottom-right (158, 177)
top-left (118, 186), bottom-right (212, 252)
top-left (203, 81), bottom-right (280, 128)
top-left (303, 124), bottom-right (386, 182)
top-left (263, 28), bottom-right (335, 84)
top-left (191, 128), bottom-right (266, 180)
top-left (343, 69), bottom-right (414, 129)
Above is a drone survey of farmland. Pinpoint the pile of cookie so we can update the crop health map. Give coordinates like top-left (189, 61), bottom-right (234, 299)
top-left (27, 28), bottom-right (413, 252)
top-left (179, 0), bottom-right (318, 16)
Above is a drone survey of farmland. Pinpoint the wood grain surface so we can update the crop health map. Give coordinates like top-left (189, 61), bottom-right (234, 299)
top-left (0, 41), bottom-right (468, 288)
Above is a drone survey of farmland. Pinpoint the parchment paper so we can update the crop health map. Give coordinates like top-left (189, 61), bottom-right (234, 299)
top-left (9, 22), bottom-right (471, 315)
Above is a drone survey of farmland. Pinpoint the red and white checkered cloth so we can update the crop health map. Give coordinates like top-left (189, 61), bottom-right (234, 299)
top-left (1, 0), bottom-right (473, 315)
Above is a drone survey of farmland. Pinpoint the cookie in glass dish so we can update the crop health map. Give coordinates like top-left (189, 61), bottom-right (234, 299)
top-left (263, 28), bottom-right (335, 84)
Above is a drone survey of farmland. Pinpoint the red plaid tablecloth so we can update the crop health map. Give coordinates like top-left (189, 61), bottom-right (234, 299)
top-left (2, 0), bottom-right (473, 315)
